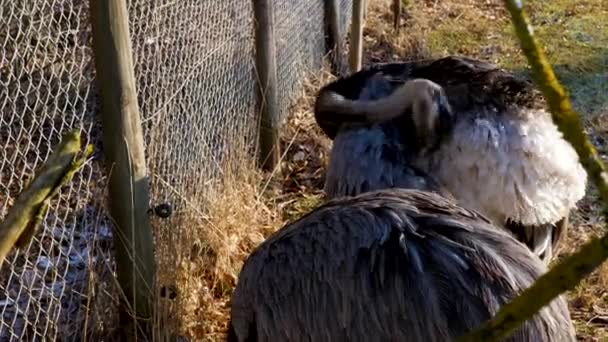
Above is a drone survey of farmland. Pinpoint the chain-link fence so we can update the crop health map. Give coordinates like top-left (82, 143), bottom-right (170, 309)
top-left (0, 0), bottom-right (352, 340)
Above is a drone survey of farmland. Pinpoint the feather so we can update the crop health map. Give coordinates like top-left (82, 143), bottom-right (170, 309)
top-left (229, 189), bottom-right (575, 342)
top-left (315, 55), bottom-right (587, 264)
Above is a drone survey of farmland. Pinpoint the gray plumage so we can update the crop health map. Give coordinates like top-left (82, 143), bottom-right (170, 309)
top-left (323, 125), bottom-right (448, 198)
top-left (314, 56), bottom-right (588, 263)
top-left (323, 76), bottom-right (449, 198)
top-left (228, 188), bottom-right (575, 342)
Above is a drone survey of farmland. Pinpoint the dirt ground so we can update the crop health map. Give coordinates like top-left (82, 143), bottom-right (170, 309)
top-left (186, 0), bottom-right (607, 340)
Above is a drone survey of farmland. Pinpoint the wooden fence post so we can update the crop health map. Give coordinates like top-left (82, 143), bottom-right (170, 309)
top-left (89, 0), bottom-right (156, 338)
top-left (253, 0), bottom-right (280, 171)
top-left (350, 0), bottom-right (365, 72)
top-left (393, 0), bottom-right (402, 32)
top-left (324, 0), bottom-right (345, 76)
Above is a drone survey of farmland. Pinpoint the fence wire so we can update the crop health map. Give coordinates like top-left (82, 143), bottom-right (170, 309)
top-left (0, 0), bottom-right (352, 340)
top-left (0, 0), bottom-right (114, 341)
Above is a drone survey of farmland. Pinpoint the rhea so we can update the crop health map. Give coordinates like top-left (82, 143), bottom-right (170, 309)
top-left (314, 55), bottom-right (587, 263)
top-left (228, 79), bottom-right (575, 342)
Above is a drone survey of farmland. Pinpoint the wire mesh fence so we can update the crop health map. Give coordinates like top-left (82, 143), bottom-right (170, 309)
top-left (0, 1), bottom-right (112, 341)
top-left (0, 0), bottom-right (352, 340)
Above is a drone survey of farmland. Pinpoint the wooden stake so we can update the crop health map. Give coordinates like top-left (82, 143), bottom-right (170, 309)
top-left (393, 0), bottom-right (402, 32)
top-left (253, 0), bottom-right (280, 171)
top-left (350, 0), bottom-right (365, 72)
top-left (89, 0), bottom-right (156, 337)
top-left (324, 0), bottom-right (345, 75)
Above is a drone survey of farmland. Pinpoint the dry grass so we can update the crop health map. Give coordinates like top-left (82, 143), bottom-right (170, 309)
top-left (148, 67), bottom-right (338, 340)
top-left (150, 150), bottom-right (282, 340)
top-left (154, 0), bottom-right (607, 341)
top-left (272, 66), bottom-right (335, 222)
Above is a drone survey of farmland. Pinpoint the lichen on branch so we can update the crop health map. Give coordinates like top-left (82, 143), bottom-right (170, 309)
top-left (0, 129), bottom-right (93, 264)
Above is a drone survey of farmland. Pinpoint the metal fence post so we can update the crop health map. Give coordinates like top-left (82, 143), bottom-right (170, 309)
top-left (253, 0), bottom-right (280, 171)
top-left (89, 0), bottom-right (156, 338)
